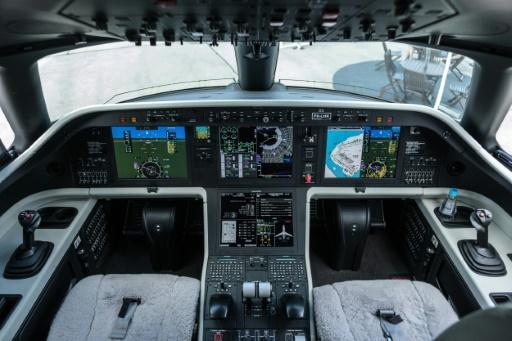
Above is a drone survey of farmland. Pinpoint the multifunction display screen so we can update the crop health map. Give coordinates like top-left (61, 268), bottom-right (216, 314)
top-left (325, 126), bottom-right (400, 179)
top-left (112, 126), bottom-right (187, 179)
top-left (219, 126), bottom-right (293, 178)
top-left (220, 192), bottom-right (294, 247)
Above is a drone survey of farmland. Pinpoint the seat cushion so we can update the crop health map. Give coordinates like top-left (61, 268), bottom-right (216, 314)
top-left (47, 274), bottom-right (200, 341)
top-left (313, 280), bottom-right (458, 341)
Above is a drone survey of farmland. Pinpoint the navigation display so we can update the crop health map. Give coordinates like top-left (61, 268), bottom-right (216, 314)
top-left (219, 126), bottom-right (293, 178)
top-left (112, 126), bottom-right (187, 179)
top-left (325, 127), bottom-right (400, 179)
top-left (220, 192), bottom-right (294, 247)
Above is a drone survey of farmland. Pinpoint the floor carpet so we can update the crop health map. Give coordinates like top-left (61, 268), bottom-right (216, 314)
top-left (310, 227), bottom-right (410, 287)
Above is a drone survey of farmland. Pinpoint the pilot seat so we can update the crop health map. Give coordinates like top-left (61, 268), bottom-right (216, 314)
top-left (313, 279), bottom-right (458, 341)
top-left (47, 274), bottom-right (200, 341)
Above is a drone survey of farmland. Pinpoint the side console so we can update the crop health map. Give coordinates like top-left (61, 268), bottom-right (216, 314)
top-left (203, 255), bottom-right (308, 341)
top-left (71, 201), bottom-right (110, 275)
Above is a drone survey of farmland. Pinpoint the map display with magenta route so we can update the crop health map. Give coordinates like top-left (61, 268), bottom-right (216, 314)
top-left (220, 126), bottom-right (293, 178)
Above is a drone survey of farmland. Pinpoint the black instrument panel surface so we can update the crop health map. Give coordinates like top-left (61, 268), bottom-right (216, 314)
top-left (65, 106), bottom-right (455, 188)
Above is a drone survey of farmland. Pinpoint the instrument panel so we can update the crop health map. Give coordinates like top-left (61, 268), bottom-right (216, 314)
top-left (68, 106), bottom-right (452, 188)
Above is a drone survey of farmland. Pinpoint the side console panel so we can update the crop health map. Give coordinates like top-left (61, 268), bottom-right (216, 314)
top-left (13, 200), bottom-right (112, 340)
top-left (71, 200), bottom-right (111, 275)
top-left (387, 199), bottom-right (480, 316)
top-left (14, 248), bottom-right (83, 341)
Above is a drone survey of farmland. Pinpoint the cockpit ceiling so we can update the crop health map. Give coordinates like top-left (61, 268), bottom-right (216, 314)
top-left (1, 0), bottom-right (512, 56)
top-left (58, 0), bottom-right (456, 43)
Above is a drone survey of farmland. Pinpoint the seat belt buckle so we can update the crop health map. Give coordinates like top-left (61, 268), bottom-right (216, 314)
top-left (376, 308), bottom-right (404, 341)
top-left (376, 309), bottom-right (396, 319)
top-left (109, 296), bottom-right (142, 340)
top-left (376, 309), bottom-right (403, 324)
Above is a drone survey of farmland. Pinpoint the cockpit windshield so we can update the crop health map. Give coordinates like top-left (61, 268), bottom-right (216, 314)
top-left (39, 41), bottom-right (475, 121)
top-left (276, 42), bottom-right (475, 120)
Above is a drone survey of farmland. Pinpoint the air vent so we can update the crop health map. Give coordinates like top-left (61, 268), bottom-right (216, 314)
top-left (490, 293), bottom-right (512, 305)
top-left (310, 199), bottom-right (318, 219)
top-left (495, 150), bottom-right (512, 170)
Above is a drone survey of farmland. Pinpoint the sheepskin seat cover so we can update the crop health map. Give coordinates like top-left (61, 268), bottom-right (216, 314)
top-left (313, 279), bottom-right (458, 341)
top-left (47, 274), bottom-right (200, 341)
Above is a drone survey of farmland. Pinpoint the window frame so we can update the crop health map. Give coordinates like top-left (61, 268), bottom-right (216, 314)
top-left (496, 106), bottom-right (512, 154)
top-left (0, 106), bottom-right (15, 148)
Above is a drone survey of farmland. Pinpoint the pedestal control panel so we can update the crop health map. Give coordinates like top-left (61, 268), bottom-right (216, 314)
top-left (203, 256), bottom-right (309, 341)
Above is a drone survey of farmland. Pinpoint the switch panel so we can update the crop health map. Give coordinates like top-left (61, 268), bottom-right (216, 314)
top-left (204, 256), bottom-right (309, 340)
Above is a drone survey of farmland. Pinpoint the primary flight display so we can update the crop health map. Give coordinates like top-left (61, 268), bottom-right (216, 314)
top-left (111, 126), bottom-right (188, 179)
top-left (325, 126), bottom-right (400, 179)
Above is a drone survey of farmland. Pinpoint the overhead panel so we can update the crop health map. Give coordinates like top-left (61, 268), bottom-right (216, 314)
top-left (58, 0), bottom-right (457, 45)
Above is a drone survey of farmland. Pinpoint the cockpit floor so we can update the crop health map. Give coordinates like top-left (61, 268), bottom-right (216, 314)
top-left (310, 228), bottom-right (410, 287)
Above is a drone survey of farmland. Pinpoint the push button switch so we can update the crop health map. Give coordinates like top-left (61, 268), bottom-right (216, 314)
top-left (213, 331), bottom-right (224, 341)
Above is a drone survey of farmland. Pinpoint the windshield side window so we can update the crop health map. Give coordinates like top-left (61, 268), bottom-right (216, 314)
top-left (435, 53), bottom-right (474, 120)
top-left (496, 106), bottom-right (512, 153)
top-left (276, 42), bottom-right (475, 120)
top-left (0, 106), bottom-right (15, 148)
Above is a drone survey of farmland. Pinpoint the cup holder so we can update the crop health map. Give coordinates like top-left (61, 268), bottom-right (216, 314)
top-left (38, 207), bottom-right (78, 229)
top-left (54, 208), bottom-right (77, 220)
top-left (490, 293), bottom-right (512, 305)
